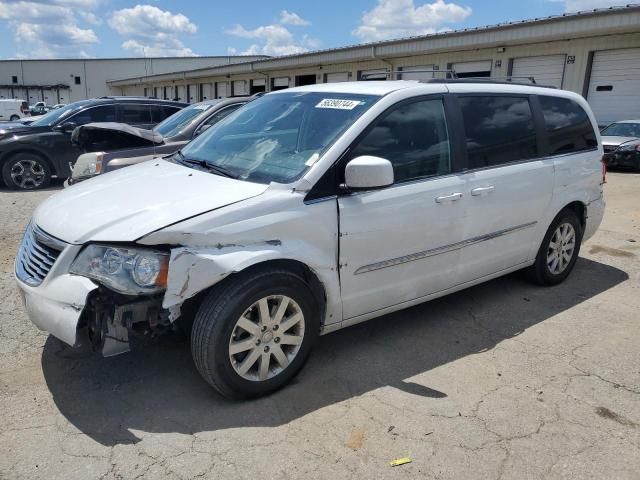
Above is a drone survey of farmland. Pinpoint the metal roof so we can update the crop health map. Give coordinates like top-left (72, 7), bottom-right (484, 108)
top-left (108, 4), bottom-right (640, 86)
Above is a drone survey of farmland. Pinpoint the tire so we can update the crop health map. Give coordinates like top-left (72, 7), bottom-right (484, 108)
top-left (9, 115), bottom-right (20, 121)
top-left (1, 152), bottom-right (51, 190)
top-left (526, 208), bottom-right (583, 286)
top-left (191, 266), bottom-right (320, 399)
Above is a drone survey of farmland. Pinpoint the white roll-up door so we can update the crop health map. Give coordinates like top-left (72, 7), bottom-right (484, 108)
top-left (216, 82), bottom-right (228, 98)
top-left (512, 55), bottom-right (565, 88)
top-left (400, 65), bottom-right (435, 80)
top-left (252, 78), bottom-right (266, 87)
top-left (587, 48), bottom-right (640, 124)
top-left (273, 77), bottom-right (289, 88)
top-left (175, 85), bottom-right (185, 101)
top-left (202, 83), bottom-right (212, 100)
top-left (452, 60), bottom-right (492, 77)
top-left (233, 80), bottom-right (248, 96)
top-left (359, 69), bottom-right (388, 80)
top-left (325, 72), bottom-right (350, 83)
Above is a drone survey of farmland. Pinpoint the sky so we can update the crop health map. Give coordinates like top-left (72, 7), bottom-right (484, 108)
top-left (0, 0), bottom-right (628, 59)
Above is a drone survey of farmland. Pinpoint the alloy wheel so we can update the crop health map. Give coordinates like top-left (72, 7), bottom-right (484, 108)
top-left (228, 295), bottom-right (305, 381)
top-left (10, 159), bottom-right (46, 189)
top-left (546, 222), bottom-right (576, 275)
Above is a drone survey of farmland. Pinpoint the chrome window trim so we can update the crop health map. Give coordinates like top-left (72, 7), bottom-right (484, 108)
top-left (354, 221), bottom-right (537, 275)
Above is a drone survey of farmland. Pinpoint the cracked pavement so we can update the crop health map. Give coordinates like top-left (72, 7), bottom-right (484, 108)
top-left (1, 173), bottom-right (639, 479)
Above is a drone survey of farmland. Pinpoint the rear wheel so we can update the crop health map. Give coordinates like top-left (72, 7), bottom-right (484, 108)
top-left (526, 209), bottom-right (582, 286)
top-left (9, 115), bottom-right (19, 121)
top-left (2, 152), bottom-right (51, 190)
top-left (191, 267), bottom-right (320, 399)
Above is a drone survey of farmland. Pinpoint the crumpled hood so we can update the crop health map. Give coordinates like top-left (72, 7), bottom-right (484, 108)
top-left (601, 136), bottom-right (639, 148)
top-left (33, 159), bottom-right (268, 244)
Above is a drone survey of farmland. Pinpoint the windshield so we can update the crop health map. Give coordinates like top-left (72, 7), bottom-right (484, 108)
top-left (154, 102), bottom-right (216, 137)
top-left (601, 122), bottom-right (640, 138)
top-left (30, 101), bottom-right (87, 127)
top-left (178, 92), bottom-right (380, 184)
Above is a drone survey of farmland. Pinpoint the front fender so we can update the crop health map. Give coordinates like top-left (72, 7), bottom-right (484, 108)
top-left (163, 240), bottom-right (342, 326)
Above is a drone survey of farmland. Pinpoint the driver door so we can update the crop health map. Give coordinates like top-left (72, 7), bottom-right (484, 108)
top-left (338, 96), bottom-right (467, 320)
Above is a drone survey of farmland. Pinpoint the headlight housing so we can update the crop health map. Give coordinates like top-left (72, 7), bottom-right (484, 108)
top-left (72, 152), bottom-right (104, 179)
top-left (616, 143), bottom-right (640, 152)
top-left (70, 245), bottom-right (169, 295)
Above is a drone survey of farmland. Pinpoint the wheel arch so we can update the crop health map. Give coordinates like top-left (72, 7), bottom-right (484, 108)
top-left (560, 200), bottom-right (587, 232)
top-left (1, 148), bottom-right (55, 174)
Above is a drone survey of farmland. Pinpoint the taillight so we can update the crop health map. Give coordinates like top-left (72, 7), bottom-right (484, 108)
top-left (601, 155), bottom-right (607, 185)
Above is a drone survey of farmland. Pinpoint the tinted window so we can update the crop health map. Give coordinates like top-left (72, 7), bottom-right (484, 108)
top-left (349, 99), bottom-right (451, 183)
top-left (201, 104), bottom-right (243, 127)
top-left (121, 104), bottom-right (152, 124)
top-left (69, 105), bottom-right (117, 125)
top-left (150, 105), bottom-right (180, 123)
top-left (460, 96), bottom-right (537, 168)
top-left (539, 96), bottom-right (597, 154)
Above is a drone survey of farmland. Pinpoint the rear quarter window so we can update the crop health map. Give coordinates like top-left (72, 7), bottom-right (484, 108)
top-left (539, 96), bottom-right (597, 155)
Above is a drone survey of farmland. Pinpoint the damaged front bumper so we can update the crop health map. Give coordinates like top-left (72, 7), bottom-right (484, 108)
top-left (16, 272), bottom-right (98, 347)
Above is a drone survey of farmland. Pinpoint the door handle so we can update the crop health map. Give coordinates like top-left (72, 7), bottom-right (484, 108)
top-left (470, 185), bottom-right (495, 196)
top-left (435, 192), bottom-right (463, 203)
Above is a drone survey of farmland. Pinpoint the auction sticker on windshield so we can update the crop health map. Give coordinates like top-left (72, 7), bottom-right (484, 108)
top-left (315, 99), bottom-right (362, 110)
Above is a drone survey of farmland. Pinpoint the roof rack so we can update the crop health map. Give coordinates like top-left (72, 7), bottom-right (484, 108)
top-left (359, 70), bottom-right (556, 88)
top-left (360, 69), bottom-right (456, 80)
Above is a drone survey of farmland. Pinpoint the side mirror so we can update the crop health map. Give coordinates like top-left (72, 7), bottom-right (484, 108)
top-left (344, 156), bottom-right (394, 190)
top-left (56, 121), bottom-right (77, 133)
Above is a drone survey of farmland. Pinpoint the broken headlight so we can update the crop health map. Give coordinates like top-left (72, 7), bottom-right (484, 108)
top-left (72, 152), bottom-right (103, 179)
top-left (70, 245), bottom-right (169, 295)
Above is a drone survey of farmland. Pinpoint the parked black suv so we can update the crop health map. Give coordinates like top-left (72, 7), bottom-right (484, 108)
top-left (0, 97), bottom-right (187, 190)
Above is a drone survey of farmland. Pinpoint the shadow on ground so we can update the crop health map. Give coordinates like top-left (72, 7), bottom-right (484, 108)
top-left (42, 257), bottom-right (627, 445)
top-left (0, 178), bottom-right (64, 193)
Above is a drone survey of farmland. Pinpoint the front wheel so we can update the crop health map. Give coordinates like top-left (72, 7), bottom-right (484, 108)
top-left (2, 153), bottom-right (51, 190)
top-left (9, 115), bottom-right (20, 121)
top-left (526, 209), bottom-right (582, 286)
top-left (191, 267), bottom-right (320, 399)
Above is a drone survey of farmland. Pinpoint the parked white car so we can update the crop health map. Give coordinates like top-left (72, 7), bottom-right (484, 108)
top-left (0, 99), bottom-right (30, 121)
top-left (15, 81), bottom-right (605, 398)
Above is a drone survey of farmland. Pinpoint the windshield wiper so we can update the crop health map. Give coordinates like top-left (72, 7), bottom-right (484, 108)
top-left (173, 151), bottom-right (239, 179)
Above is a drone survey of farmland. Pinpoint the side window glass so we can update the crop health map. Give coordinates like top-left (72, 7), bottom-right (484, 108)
top-left (122, 104), bottom-right (152, 124)
top-left (202, 104), bottom-right (242, 127)
top-left (459, 96), bottom-right (537, 168)
top-left (69, 105), bottom-right (117, 125)
top-left (349, 99), bottom-right (451, 183)
top-left (151, 105), bottom-right (177, 123)
top-left (539, 96), bottom-right (597, 155)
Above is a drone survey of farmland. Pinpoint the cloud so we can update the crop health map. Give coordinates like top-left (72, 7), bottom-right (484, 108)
top-left (549, 0), bottom-right (622, 12)
top-left (0, 0), bottom-right (100, 57)
top-left (225, 11), bottom-right (317, 56)
top-left (352, 0), bottom-right (472, 42)
top-left (279, 10), bottom-right (311, 26)
top-left (109, 4), bottom-right (198, 57)
top-left (226, 23), bottom-right (310, 56)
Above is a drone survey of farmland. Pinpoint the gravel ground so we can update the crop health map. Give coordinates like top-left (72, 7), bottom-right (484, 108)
top-left (0, 174), bottom-right (638, 480)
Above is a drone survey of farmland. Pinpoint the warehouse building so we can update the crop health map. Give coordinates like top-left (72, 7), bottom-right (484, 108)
top-left (0, 55), bottom-right (267, 104)
top-left (108, 5), bottom-right (640, 124)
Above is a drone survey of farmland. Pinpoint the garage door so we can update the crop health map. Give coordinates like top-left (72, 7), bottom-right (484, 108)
top-left (587, 48), bottom-right (640, 124)
top-left (202, 83), bottom-right (212, 101)
top-left (216, 82), bottom-right (228, 98)
top-left (325, 72), bottom-right (350, 83)
top-left (233, 80), bottom-right (248, 96)
top-left (359, 69), bottom-right (388, 81)
top-left (452, 60), bottom-right (492, 78)
top-left (272, 77), bottom-right (289, 91)
top-left (400, 65), bottom-right (436, 80)
top-left (512, 55), bottom-right (565, 88)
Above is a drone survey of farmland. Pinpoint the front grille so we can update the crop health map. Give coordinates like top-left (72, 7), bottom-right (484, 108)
top-left (603, 145), bottom-right (617, 153)
top-left (16, 223), bottom-right (66, 286)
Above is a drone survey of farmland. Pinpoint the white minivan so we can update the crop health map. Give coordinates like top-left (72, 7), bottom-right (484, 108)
top-left (0, 99), bottom-right (30, 121)
top-left (15, 81), bottom-right (605, 398)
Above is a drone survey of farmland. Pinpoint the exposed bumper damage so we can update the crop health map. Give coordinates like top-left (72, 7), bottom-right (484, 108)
top-left (16, 273), bottom-right (97, 347)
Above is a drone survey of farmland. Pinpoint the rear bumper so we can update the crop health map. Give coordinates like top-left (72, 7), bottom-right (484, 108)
top-left (583, 194), bottom-right (605, 242)
top-left (15, 271), bottom-right (97, 346)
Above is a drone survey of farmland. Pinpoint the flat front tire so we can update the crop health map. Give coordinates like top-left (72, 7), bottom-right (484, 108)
top-left (526, 208), bottom-right (582, 286)
top-left (191, 267), bottom-right (320, 399)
